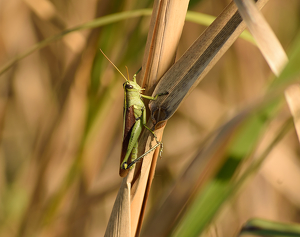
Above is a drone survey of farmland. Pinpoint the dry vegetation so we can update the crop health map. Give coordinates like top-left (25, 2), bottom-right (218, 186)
top-left (0, 0), bottom-right (300, 237)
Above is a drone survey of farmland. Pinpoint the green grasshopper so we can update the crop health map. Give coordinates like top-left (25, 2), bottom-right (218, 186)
top-left (100, 49), bottom-right (168, 177)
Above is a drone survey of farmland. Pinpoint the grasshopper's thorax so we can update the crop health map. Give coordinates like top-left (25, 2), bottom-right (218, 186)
top-left (123, 80), bottom-right (145, 119)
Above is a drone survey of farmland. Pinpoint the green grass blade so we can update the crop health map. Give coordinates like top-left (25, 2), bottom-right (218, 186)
top-left (0, 10), bottom-right (255, 76)
top-left (0, 9), bottom-right (152, 76)
top-left (185, 11), bottom-right (255, 44)
top-left (171, 115), bottom-right (293, 237)
top-left (240, 218), bottom-right (300, 237)
top-left (171, 28), bottom-right (300, 237)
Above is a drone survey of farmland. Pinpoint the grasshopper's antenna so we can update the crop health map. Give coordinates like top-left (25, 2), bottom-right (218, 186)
top-left (99, 49), bottom-right (128, 81)
top-left (125, 66), bottom-right (130, 81)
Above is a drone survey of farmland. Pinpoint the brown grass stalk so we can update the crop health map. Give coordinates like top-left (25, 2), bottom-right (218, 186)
top-left (104, 1), bottom-right (189, 237)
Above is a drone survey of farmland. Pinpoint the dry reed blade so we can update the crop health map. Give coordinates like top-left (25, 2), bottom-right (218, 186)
top-left (142, 0), bottom-right (270, 235)
top-left (149, 0), bottom-right (269, 125)
top-left (234, 0), bottom-right (288, 76)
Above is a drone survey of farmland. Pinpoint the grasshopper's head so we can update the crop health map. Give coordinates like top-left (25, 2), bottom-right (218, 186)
top-left (123, 73), bottom-right (142, 92)
top-left (99, 49), bottom-right (143, 92)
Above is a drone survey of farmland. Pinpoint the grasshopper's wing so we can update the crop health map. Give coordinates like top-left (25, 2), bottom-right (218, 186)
top-left (120, 105), bottom-right (135, 177)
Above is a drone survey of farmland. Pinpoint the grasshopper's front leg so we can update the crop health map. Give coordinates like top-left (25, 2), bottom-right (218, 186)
top-left (141, 91), bottom-right (169, 101)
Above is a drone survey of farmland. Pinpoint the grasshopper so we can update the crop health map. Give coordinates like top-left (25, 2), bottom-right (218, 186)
top-left (100, 49), bottom-right (168, 177)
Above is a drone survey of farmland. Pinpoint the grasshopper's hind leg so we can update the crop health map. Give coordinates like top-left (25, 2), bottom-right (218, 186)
top-left (121, 119), bottom-right (142, 170)
top-left (141, 106), bottom-right (163, 158)
top-left (125, 126), bottom-right (164, 169)
top-left (129, 141), bottom-right (138, 168)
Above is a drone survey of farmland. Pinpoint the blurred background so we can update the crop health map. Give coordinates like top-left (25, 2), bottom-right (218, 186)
top-left (0, 0), bottom-right (300, 236)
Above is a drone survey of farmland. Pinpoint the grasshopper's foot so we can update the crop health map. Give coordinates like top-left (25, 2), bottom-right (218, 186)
top-left (159, 142), bottom-right (163, 159)
top-left (158, 91), bottom-right (169, 96)
top-left (153, 91), bottom-right (169, 100)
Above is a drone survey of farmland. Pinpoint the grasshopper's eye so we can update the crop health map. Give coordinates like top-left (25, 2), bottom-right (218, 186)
top-left (125, 84), bottom-right (133, 89)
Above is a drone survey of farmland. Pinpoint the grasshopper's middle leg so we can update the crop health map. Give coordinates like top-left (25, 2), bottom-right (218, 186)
top-left (141, 106), bottom-right (164, 158)
top-left (143, 123), bottom-right (164, 158)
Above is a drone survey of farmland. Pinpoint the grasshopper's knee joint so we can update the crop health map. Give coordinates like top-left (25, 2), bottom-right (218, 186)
top-left (121, 162), bottom-right (128, 170)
